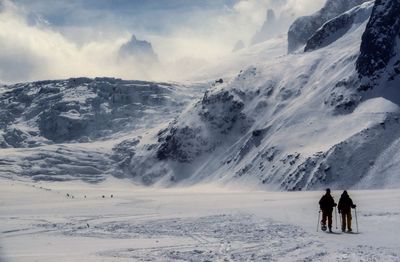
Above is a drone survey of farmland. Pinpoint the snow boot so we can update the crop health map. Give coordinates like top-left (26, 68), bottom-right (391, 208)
top-left (321, 224), bottom-right (327, 231)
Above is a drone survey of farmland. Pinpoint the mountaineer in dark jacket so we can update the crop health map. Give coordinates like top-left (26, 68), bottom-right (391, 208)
top-left (319, 188), bottom-right (337, 232)
top-left (338, 190), bottom-right (356, 232)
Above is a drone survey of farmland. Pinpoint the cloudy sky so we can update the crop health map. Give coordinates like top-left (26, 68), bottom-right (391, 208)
top-left (0, 0), bottom-right (325, 83)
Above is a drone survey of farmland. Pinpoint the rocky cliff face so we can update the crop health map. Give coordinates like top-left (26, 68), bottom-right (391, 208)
top-left (305, 2), bottom-right (373, 52)
top-left (356, 0), bottom-right (400, 87)
top-left (288, 0), bottom-right (370, 53)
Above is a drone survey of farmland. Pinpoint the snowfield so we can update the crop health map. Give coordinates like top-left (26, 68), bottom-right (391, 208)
top-left (1, 178), bottom-right (400, 261)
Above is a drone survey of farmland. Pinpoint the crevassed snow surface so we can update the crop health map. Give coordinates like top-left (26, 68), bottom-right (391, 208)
top-left (0, 78), bottom-right (207, 182)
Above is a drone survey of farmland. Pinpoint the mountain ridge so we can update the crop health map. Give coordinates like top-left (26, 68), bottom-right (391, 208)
top-left (1, 0), bottom-right (400, 190)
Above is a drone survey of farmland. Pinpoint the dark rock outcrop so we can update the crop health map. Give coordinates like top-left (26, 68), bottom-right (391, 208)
top-left (288, 0), bottom-right (370, 53)
top-left (305, 2), bottom-right (373, 52)
top-left (156, 88), bottom-right (252, 163)
top-left (356, 0), bottom-right (400, 80)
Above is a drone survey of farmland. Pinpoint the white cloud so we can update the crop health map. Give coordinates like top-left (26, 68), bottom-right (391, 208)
top-left (0, 0), bottom-right (326, 83)
top-left (0, 0), bottom-right (164, 83)
top-left (151, 0), bottom-right (326, 61)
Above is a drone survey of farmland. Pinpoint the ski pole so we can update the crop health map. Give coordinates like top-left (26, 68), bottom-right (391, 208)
top-left (355, 207), bottom-right (359, 233)
top-left (317, 210), bottom-right (321, 232)
top-left (335, 207), bottom-right (338, 229)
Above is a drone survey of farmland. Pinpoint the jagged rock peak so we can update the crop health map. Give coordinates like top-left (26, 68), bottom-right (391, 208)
top-left (251, 9), bottom-right (279, 45)
top-left (119, 34), bottom-right (158, 62)
top-left (266, 9), bottom-right (276, 24)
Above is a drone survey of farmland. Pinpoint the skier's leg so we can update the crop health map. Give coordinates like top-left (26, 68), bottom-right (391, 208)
top-left (347, 212), bottom-right (352, 231)
top-left (328, 212), bottom-right (333, 231)
top-left (321, 211), bottom-right (327, 226)
top-left (341, 213), bottom-right (346, 232)
top-left (321, 211), bottom-right (328, 231)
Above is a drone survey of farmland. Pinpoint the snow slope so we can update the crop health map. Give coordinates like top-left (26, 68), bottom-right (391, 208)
top-left (113, 0), bottom-right (400, 190)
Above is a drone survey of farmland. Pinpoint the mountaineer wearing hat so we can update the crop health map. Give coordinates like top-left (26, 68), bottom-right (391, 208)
top-left (338, 190), bottom-right (357, 232)
top-left (319, 188), bottom-right (337, 232)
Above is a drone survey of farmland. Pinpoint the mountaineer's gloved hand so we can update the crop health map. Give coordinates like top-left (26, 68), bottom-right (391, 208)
top-left (352, 204), bottom-right (356, 208)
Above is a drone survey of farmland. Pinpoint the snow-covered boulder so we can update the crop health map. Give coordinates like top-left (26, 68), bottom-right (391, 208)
top-left (288, 0), bottom-right (370, 53)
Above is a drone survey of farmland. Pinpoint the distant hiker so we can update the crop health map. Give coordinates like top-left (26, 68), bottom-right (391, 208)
top-left (338, 190), bottom-right (356, 232)
top-left (319, 188), bottom-right (337, 232)
top-left (215, 78), bottom-right (223, 84)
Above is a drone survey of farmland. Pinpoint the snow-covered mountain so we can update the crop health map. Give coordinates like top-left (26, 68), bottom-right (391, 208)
top-left (1, 0), bottom-right (400, 190)
top-left (0, 78), bottom-right (206, 182)
top-left (112, 0), bottom-right (400, 190)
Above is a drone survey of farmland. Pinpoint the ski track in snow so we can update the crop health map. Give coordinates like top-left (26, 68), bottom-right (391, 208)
top-left (9, 213), bottom-right (400, 261)
top-left (1, 179), bottom-right (399, 262)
